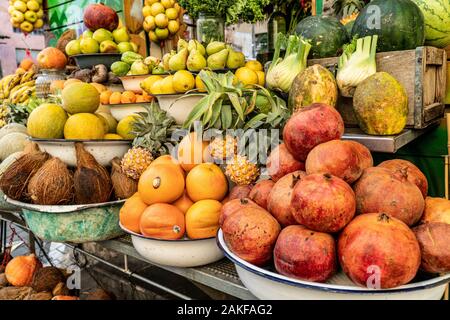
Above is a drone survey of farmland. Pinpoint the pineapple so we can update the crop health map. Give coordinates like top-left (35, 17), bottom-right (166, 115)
top-left (225, 155), bottom-right (260, 186)
top-left (209, 135), bottom-right (238, 161)
top-left (121, 147), bottom-right (153, 180)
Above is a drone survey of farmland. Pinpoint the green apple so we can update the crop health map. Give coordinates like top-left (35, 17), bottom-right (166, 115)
top-left (112, 27), bottom-right (130, 43)
top-left (117, 42), bottom-right (134, 54)
top-left (24, 10), bottom-right (37, 23)
top-left (65, 39), bottom-right (81, 56)
top-left (80, 38), bottom-right (99, 54)
top-left (100, 40), bottom-right (118, 53)
top-left (82, 30), bottom-right (93, 39)
top-left (93, 28), bottom-right (113, 43)
top-left (130, 42), bottom-right (139, 53)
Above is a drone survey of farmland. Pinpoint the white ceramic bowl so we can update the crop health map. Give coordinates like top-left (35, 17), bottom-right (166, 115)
top-left (31, 139), bottom-right (132, 167)
top-left (121, 224), bottom-right (224, 268)
top-left (109, 103), bottom-right (149, 121)
top-left (217, 230), bottom-right (450, 300)
top-left (154, 94), bottom-right (203, 125)
top-left (119, 75), bottom-right (150, 93)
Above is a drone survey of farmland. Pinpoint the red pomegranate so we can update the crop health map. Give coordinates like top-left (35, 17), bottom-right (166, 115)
top-left (344, 141), bottom-right (373, 171)
top-left (291, 173), bottom-right (356, 233)
top-left (248, 180), bottom-right (275, 210)
top-left (219, 198), bottom-right (260, 228)
top-left (229, 185), bottom-right (253, 201)
top-left (378, 159), bottom-right (428, 198)
top-left (305, 140), bottom-right (363, 184)
top-left (267, 170), bottom-right (306, 226)
top-left (338, 213), bottom-right (421, 289)
top-left (84, 3), bottom-right (119, 31)
top-left (283, 103), bottom-right (344, 162)
top-left (223, 207), bottom-right (281, 266)
top-left (274, 225), bottom-right (337, 282)
top-left (266, 143), bottom-right (305, 182)
top-left (354, 167), bottom-right (425, 226)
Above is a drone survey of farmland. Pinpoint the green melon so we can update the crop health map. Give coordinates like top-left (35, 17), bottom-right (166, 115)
top-left (62, 82), bottom-right (100, 114)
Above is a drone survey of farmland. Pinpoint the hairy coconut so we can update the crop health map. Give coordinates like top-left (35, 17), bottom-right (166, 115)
top-left (111, 157), bottom-right (138, 200)
top-left (52, 282), bottom-right (70, 296)
top-left (28, 158), bottom-right (74, 205)
top-left (31, 267), bottom-right (66, 293)
top-left (74, 143), bottom-right (112, 204)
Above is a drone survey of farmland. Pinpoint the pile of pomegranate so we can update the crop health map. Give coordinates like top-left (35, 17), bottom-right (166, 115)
top-left (221, 103), bottom-right (450, 289)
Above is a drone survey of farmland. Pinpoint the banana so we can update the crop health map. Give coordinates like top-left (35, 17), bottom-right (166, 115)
top-left (20, 70), bottom-right (35, 84)
top-left (10, 86), bottom-right (30, 103)
top-left (2, 75), bottom-right (15, 97)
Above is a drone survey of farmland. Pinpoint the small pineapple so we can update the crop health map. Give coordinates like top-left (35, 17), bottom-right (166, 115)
top-left (225, 155), bottom-right (260, 186)
top-left (209, 135), bottom-right (238, 161)
top-left (121, 147), bottom-right (154, 180)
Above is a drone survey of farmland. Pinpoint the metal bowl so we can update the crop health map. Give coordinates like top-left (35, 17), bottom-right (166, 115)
top-left (5, 197), bottom-right (125, 243)
top-left (217, 230), bottom-right (450, 300)
top-left (31, 139), bottom-right (132, 167)
top-left (121, 224), bottom-right (224, 268)
top-left (72, 53), bottom-right (122, 69)
top-left (109, 103), bottom-right (149, 121)
top-left (154, 94), bottom-right (203, 125)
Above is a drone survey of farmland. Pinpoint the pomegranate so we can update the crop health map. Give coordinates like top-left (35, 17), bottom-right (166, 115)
top-left (283, 103), bottom-right (344, 162)
top-left (248, 180), bottom-right (275, 210)
top-left (338, 213), bottom-right (421, 289)
top-left (267, 143), bottom-right (305, 182)
top-left (305, 140), bottom-right (362, 184)
top-left (343, 141), bottom-right (373, 171)
top-left (378, 159), bottom-right (428, 198)
top-left (84, 3), bottom-right (119, 31)
top-left (274, 225), bottom-right (337, 282)
top-left (414, 222), bottom-right (450, 274)
top-left (219, 198), bottom-right (260, 228)
top-left (291, 173), bottom-right (356, 233)
top-left (421, 197), bottom-right (450, 225)
top-left (229, 185), bottom-right (253, 200)
top-left (267, 170), bottom-right (306, 227)
top-left (223, 207), bottom-right (281, 266)
top-left (354, 167), bottom-right (425, 226)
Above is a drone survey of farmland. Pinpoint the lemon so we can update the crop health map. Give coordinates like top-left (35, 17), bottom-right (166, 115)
top-left (245, 60), bottom-right (263, 72)
top-left (168, 20), bottom-right (180, 34)
top-left (143, 15), bottom-right (156, 31)
top-left (173, 70), bottom-right (195, 93)
top-left (27, 104), bottom-right (68, 139)
top-left (195, 74), bottom-right (206, 92)
top-left (142, 5), bottom-right (152, 17)
top-left (104, 133), bottom-right (123, 140)
top-left (117, 115), bottom-right (139, 139)
top-left (235, 67), bottom-right (258, 86)
top-left (161, 0), bottom-right (173, 9)
top-left (256, 71), bottom-right (265, 86)
top-left (155, 13), bottom-right (168, 28)
top-left (166, 8), bottom-right (178, 20)
top-left (160, 75), bottom-right (176, 94)
top-left (141, 75), bottom-right (163, 94)
top-left (150, 79), bottom-right (163, 95)
top-left (150, 2), bottom-right (165, 16)
top-left (64, 113), bottom-right (105, 140)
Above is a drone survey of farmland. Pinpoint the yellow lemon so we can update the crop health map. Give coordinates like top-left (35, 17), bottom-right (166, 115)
top-left (235, 67), bottom-right (258, 87)
top-left (150, 2), bottom-right (165, 16)
top-left (142, 5), bottom-right (152, 17)
top-left (161, 0), bottom-right (173, 9)
top-left (141, 75), bottom-right (163, 94)
top-left (160, 75), bottom-right (176, 94)
top-left (150, 79), bottom-right (163, 95)
top-left (148, 30), bottom-right (158, 42)
top-left (173, 70), bottom-right (195, 93)
top-left (155, 13), bottom-right (168, 28)
top-left (256, 71), bottom-right (265, 87)
top-left (166, 8), bottom-right (178, 20)
top-left (117, 115), bottom-right (139, 139)
top-left (168, 20), bottom-right (180, 34)
top-left (245, 60), bottom-right (263, 72)
top-left (143, 15), bottom-right (156, 31)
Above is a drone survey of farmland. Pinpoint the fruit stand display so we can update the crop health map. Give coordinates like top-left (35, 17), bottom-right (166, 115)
top-left (0, 0), bottom-right (450, 301)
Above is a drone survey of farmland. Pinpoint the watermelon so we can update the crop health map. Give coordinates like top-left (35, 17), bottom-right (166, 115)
top-left (295, 16), bottom-right (349, 59)
top-left (411, 0), bottom-right (450, 48)
top-left (351, 0), bottom-right (425, 52)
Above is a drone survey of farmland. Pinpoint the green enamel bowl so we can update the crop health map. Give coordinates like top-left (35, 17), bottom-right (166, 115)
top-left (0, 191), bottom-right (18, 211)
top-left (5, 197), bottom-right (125, 243)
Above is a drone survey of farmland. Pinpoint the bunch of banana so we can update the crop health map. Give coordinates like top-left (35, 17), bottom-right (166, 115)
top-left (0, 68), bottom-right (36, 102)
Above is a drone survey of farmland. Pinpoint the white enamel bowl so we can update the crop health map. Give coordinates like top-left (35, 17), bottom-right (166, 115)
top-left (154, 94), bottom-right (203, 125)
top-left (108, 103), bottom-right (149, 121)
top-left (217, 230), bottom-right (450, 300)
top-left (121, 224), bottom-right (224, 268)
top-left (31, 139), bottom-right (132, 167)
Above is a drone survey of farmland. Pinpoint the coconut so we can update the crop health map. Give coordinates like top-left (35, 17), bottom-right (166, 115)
top-left (31, 267), bottom-right (66, 293)
top-left (0, 143), bottom-right (50, 201)
top-left (28, 158), bottom-right (74, 205)
top-left (74, 142), bottom-right (112, 204)
top-left (111, 158), bottom-right (137, 200)
top-left (52, 282), bottom-right (70, 296)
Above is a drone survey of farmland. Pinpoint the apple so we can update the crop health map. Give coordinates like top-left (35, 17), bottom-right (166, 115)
top-left (11, 10), bottom-right (24, 23)
top-left (27, 0), bottom-right (39, 11)
top-left (20, 21), bottom-right (33, 33)
top-left (130, 42), bottom-right (139, 53)
top-left (93, 28), bottom-right (113, 43)
top-left (13, 1), bottom-right (27, 13)
top-left (100, 40), bottom-right (118, 53)
top-left (65, 39), bottom-right (81, 56)
top-left (112, 27), bottom-right (130, 43)
top-left (24, 10), bottom-right (37, 23)
top-left (36, 9), bottom-right (43, 18)
top-left (34, 18), bottom-right (44, 29)
top-left (117, 42), bottom-right (134, 54)
top-left (82, 30), bottom-right (93, 39)
top-left (143, 16), bottom-right (156, 32)
top-left (80, 38), bottom-right (99, 54)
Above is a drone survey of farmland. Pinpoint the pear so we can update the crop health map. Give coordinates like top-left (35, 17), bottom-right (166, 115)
top-left (226, 48), bottom-right (246, 69)
top-left (187, 50), bottom-right (207, 72)
top-left (206, 41), bottom-right (226, 56)
top-left (188, 40), bottom-right (206, 56)
top-left (163, 50), bottom-right (176, 71)
top-left (177, 39), bottom-right (188, 52)
top-left (207, 48), bottom-right (229, 70)
top-left (169, 48), bottom-right (188, 71)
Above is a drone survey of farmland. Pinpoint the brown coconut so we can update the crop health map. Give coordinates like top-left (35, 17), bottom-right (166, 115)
top-left (28, 158), bottom-right (74, 205)
top-left (31, 266), bottom-right (66, 293)
top-left (111, 157), bottom-right (138, 200)
top-left (74, 143), bottom-right (112, 204)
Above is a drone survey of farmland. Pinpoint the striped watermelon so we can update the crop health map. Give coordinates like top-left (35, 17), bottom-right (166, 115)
top-left (411, 0), bottom-right (450, 48)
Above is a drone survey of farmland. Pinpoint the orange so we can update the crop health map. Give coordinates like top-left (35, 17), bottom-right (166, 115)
top-left (109, 91), bottom-right (122, 104)
top-left (149, 155), bottom-right (184, 177)
top-left (177, 132), bottom-right (210, 172)
top-left (49, 80), bottom-right (65, 93)
top-left (172, 191), bottom-right (194, 214)
top-left (90, 82), bottom-right (107, 93)
top-left (141, 91), bottom-right (153, 102)
top-left (140, 203), bottom-right (185, 239)
top-left (138, 164), bottom-right (185, 205)
top-left (185, 199), bottom-right (222, 239)
top-left (121, 91), bottom-right (137, 104)
top-left (186, 163), bottom-right (228, 202)
top-left (100, 90), bottom-right (112, 105)
top-left (135, 95), bottom-right (146, 103)
top-left (119, 193), bottom-right (148, 233)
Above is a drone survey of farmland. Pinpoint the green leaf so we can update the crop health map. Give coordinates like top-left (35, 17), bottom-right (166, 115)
top-left (244, 114), bottom-right (267, 130)
top-left (245, 90), bottom-right (258, 115)
top-left (182, 95), bottom-right (212, 129)
top-left (221, 104), bottom-right (232, 129)
top-left (227, 92), bottom-right (244, 121)
top-left (209, 98), bottom-right (223, 129)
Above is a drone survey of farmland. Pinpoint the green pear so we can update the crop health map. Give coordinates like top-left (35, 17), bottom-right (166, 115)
top-left (169, 48), bottom-right (188, 71)
top-left (177, 39), bottom-right (188, 52)
top-left (187, 50), bottom-right (207, 72)
top-left (163, 50), bottom-right (176, 70)
top-left (188, 40), bottom-right (206, 56)
top-left (226, 48), bottom-right (246, 69)
top-left (206, 41), bottom-right (226, 56)
top-left (207, 48), bottom-right (229, 70)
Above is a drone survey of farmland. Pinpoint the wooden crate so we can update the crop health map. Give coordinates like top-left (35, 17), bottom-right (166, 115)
top-left (308, 46), bottom-right (447, 129)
